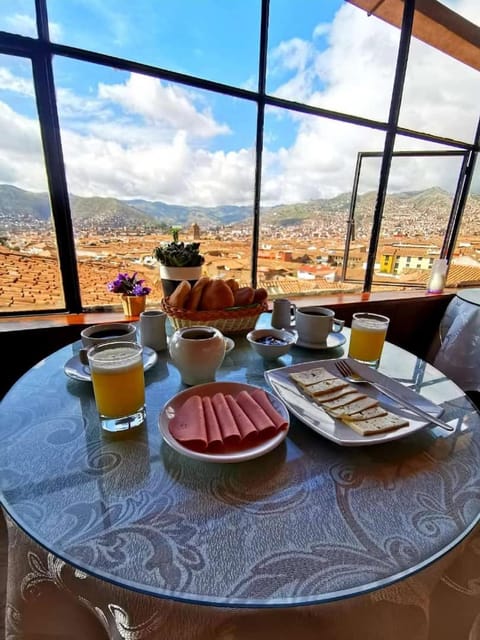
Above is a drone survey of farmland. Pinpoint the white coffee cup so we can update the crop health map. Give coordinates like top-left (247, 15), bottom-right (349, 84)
top-left (81, 323), bottom-right (137, 348)
top-left (295, 307), bottom-right (344, 344)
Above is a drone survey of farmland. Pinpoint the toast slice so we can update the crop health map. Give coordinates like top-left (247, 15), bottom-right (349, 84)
top-left (329, 396), bottom-right (380, 417)
top-left (320, 391), bottom-right (367, 410)
top-left (310, 384), bottom-right (357, 403)
top-left (343, 411), bottom-right (409, 436)
top-left (304, 378), bottom-right (350, 397)
top-left (288, 364), bottom-right (410, 437)
top-left (347, 406), bottom-right (389, 421)
top-left (289, 367), bottom-right (337, 388)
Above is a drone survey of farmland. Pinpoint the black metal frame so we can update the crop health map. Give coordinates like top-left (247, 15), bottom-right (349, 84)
top-left (343, 149), bottom-right (469, 286)
top-left (0, 0), bottom-right (479, 314)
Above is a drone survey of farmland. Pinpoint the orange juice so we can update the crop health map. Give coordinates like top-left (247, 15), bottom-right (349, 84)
top-left (348, 313), bottom-right (389, 365)
top-left (89, 344), bottom-right (145, 418)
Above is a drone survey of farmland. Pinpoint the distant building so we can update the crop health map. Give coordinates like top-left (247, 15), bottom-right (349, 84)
top-left (380, 245), bottom-right (437, 274)
top-left (191, 223), bottom-right (200, 240)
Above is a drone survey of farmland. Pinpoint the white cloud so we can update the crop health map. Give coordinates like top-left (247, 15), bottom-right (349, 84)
top-left (98, 75), bottom-right (231, 140)
top-left (0, 102), bottom-right (47, 190)
top-left (0, 67), bottom-right (34, 96)
top-left (59, 126), bottom-right (255, 206)
top-left (5, 13), bottom-right (36, 37)
top-left (313, 23), bottom-right (330, 39)
top-left (0, 0), bottom-right (478, 206)
top-left (263, 0), bottom-right (480, 201)
top-left (4, 12), bottom-right (62, 40)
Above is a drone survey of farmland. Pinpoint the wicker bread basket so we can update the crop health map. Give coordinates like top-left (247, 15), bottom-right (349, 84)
top-left (161, 297), bottom-right (268, 335)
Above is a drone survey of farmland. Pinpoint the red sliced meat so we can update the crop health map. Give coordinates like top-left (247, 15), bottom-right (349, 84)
top-left (168, 395), bottom-right (208, 450)
top-left (211, 392), bottom-right (241, 443)
top-left (250, 388), bottom-right (288, 430)
top-left (224, 394), bottom-right (258, 442)
top-left (202, 396), bottom-right (223, 450)
top-left (235, 390), bottom-right (276, 437)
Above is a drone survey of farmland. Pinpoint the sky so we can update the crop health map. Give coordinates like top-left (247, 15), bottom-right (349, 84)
top-left (0, 0), bottom-right (479, 207)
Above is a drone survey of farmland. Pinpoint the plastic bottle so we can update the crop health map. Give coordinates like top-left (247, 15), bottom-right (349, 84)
top-left (427, 259), bottom-right (448, 293)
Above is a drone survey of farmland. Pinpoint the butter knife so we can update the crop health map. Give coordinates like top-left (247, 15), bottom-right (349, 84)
top-left (363, 379), bottom-right (454, 432)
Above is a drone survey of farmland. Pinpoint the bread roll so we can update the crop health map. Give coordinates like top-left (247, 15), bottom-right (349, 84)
top-left (186, 276), bottom-right (210, 311)
top-left (233, 286), bottom-right (255, 306)
top-left (253, 287), bottom-right (268, 303)
top-left (169, 280), bottom-right (191, 308)
top-left (225, 278), bottom-right (239, 292)
top-left (199, 279), bottom-right (235, 310)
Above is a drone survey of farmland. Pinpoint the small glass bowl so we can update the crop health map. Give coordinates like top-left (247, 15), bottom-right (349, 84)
top-left (246, 328), bottom-right (297, 359)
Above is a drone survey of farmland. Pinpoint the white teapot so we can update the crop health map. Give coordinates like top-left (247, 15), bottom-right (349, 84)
top-left (169, 325), bottom-right (226, 386)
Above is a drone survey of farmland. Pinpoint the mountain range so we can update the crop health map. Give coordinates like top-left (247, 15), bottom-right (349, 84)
top-left (0, 183), bottom-right (479, 234)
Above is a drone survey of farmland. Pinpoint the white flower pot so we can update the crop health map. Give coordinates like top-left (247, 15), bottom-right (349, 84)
top-left (159, 265), bottom-right (203, 298)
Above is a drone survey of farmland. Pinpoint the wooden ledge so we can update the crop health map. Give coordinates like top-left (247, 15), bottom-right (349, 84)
top-left (0, 289), bottom-right (456, 332)
top-left (0, 289), bottom-right (456, 333)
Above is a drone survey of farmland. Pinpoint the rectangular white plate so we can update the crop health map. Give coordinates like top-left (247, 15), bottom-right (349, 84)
top-left (265, 358), bottom-right (445, 446)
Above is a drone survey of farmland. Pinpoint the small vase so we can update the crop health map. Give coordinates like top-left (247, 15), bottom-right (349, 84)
top-left (159, 265), bottom-right (202, 298)
top-left (121, 294), bottom-right (147, 318)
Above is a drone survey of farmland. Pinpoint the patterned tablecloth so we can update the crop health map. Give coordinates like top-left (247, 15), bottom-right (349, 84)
top-left (1, 314), bottom-right (479, 639)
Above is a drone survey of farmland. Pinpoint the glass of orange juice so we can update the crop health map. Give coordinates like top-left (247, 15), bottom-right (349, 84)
top-left (87, 341), bottom-right (145, 432)
top-left (348, 312), bottom-right (390, 368)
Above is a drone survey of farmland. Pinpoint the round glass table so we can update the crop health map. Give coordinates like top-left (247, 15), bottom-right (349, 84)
top-left (1, 314), bottom-right (479, 638)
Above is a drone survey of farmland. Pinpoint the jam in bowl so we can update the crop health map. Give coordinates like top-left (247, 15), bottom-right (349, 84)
top-left (246, 328), bottom-right (297, 359)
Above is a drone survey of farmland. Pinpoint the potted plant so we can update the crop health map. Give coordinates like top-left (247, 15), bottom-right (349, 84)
top-left (107, 272), bottom-right (151, 317)
top-left (153, 227), bottom-right (205, 297)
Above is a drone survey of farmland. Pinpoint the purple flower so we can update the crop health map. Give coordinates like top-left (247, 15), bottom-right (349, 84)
top-left (107, 272), bottom-right (151, 296)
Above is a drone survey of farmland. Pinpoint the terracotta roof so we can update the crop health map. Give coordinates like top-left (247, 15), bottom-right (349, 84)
top-left (2, 240), bottom-right (480, 313)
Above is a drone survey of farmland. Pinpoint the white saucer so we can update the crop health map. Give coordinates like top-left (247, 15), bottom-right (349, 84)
top-left (64, 346), bottom-right (158, 382)
top-left (295, 332), bottom-right (346, 351)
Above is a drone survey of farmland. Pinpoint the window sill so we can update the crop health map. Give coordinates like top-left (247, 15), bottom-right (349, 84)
top-left (0, 289), bottom-right (456, 333)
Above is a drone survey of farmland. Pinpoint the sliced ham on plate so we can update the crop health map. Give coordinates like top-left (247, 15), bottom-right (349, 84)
top-left (250, 388), bottom-right (289, 431)
top-left (168, 395), bottom-right (208, 451)
top-left (235, 390), bottom-right (278, 439)
top-left (168, 388), bottom-right (289, 453)
top-left (224, 394), bottom-right (258, 443)
top-left (202, 396), bottom-right (223, 450)
top-left (211, 392), bottom-right (242, 444)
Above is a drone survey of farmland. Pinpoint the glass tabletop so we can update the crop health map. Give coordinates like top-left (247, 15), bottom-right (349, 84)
top-left (1, 314), bottom-right (479, 607)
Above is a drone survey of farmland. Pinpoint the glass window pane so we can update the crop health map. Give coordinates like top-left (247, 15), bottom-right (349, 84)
top-left (46, 0), bottom-right (260, 88)
top-left (370, 139), bottom-right (466, 289)
top-left (0, 54), bottom-right (65, 313)
top-left (267, 0), bottom-right (399, 122)
top-left (0, 1), bottom-right (37, 37)
top-left (261, 108), bottom-right (385, 296)
top-left (450, 161), bottom-right (480, 288)
top-left (399, 9), bottom-right (480, 142)
top-left (53, 57), bottom-right (257, 309)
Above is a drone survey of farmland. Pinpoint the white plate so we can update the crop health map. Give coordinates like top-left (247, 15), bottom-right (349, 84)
top-left (295, 332), bottom-right (346, 351)
top-left (64, 346), bottom-right (158, 382)
top-left (265, 358), bottom-right (445, 447)
top-left (159, 381), bottom-right (289, 463)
